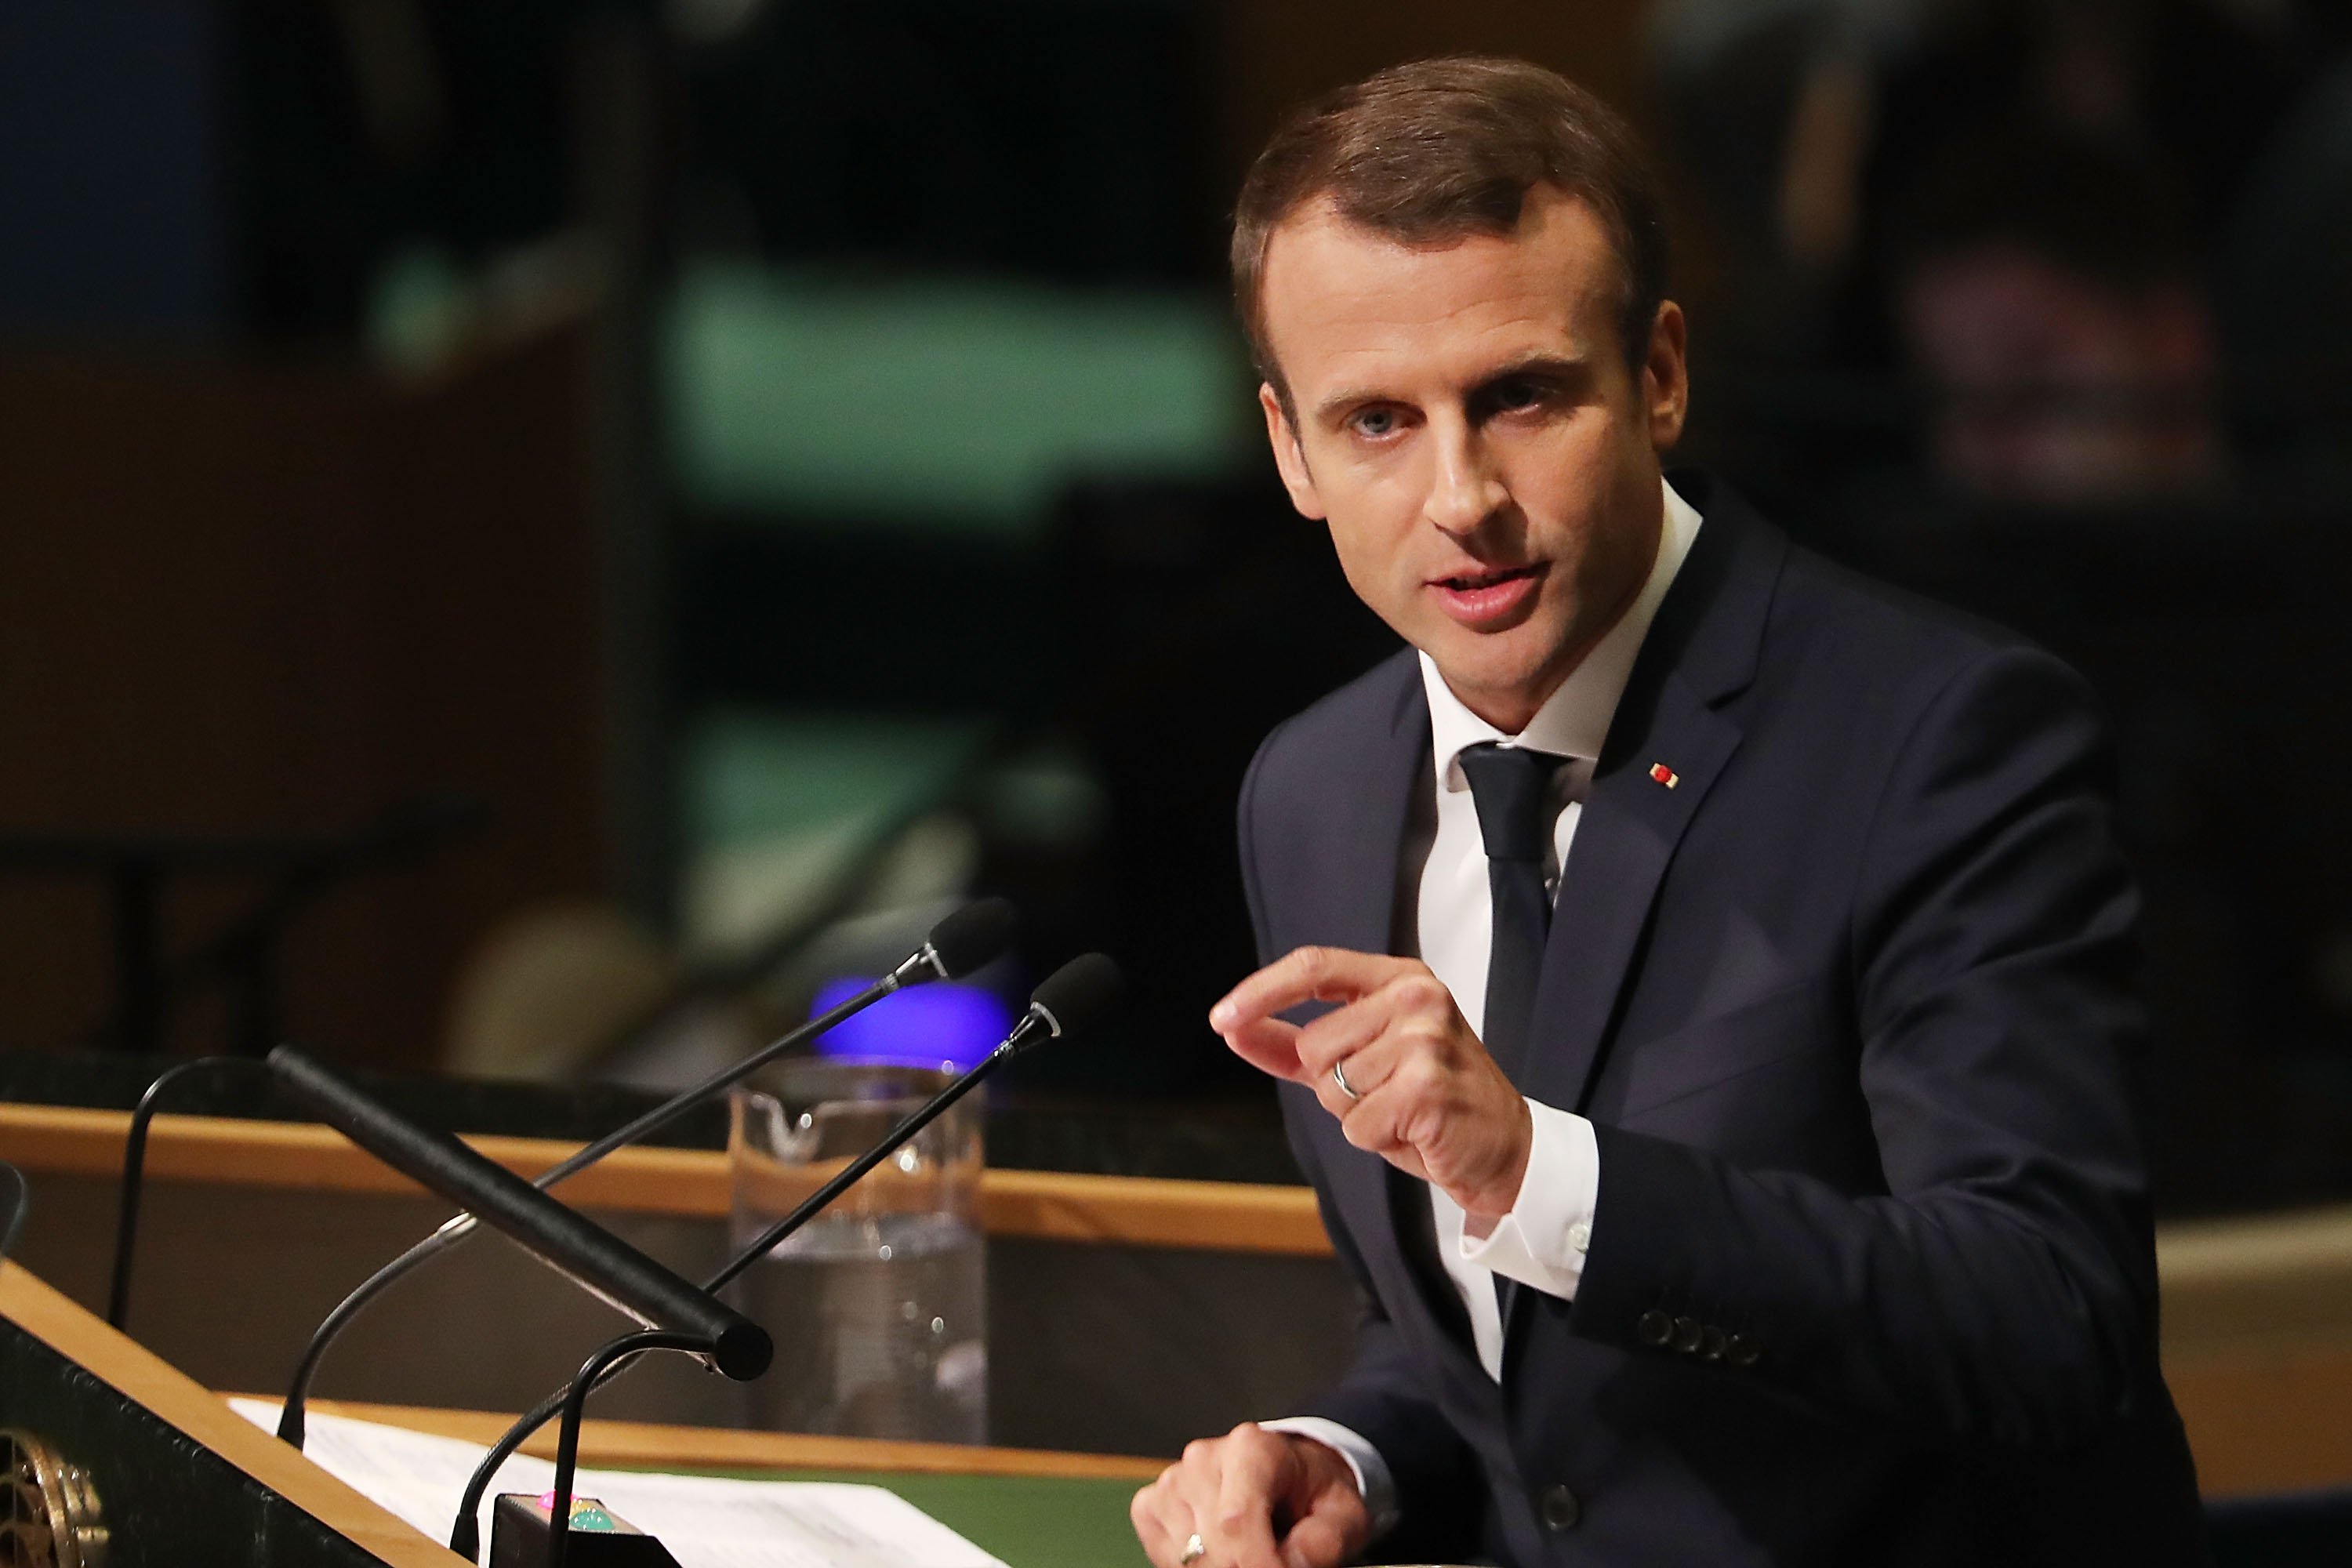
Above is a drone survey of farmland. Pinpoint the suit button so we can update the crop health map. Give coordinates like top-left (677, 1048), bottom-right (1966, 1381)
top-left (1671, 1315), bottom-right (1704, 1353)
top-left (1636, 1309), bottom-right (1672, 1346)
top-left (1728, 1333), bottom-right (1762, 1367)
top-left (1700, 1325), bottom-right (1728, 1361)
top-left (1539, 1483), bottom-right (1581, 1531)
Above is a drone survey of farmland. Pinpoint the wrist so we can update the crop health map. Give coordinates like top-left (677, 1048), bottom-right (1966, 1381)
top-left (1458, 1097), bottom-right (1534, 1220)
top-left (1288, 1430), bottom-right (1356, 1483)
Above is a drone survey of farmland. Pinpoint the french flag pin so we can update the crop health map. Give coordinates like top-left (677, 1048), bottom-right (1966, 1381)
top-left (1649, 762), bottom-right (1679, 789)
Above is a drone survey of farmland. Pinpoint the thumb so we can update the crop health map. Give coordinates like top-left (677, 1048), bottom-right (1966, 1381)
top-left (1220, 1015), bottom-right (1307, 1083)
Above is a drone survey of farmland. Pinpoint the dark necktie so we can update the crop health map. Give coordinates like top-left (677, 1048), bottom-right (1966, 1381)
top-left (1457, 741), bottom-right (1564, 1327)
top-left (1457, 742), bottom-right (1564, 1087)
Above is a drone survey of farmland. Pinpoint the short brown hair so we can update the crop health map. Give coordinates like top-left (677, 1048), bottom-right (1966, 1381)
top-left (1232, 56), bottom-right (1669, 394)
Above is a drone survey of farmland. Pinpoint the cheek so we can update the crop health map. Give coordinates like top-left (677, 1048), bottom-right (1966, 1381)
top-left (1508, 437), bottom-right (1613, 538)
top-left (1324, 520), bottom-right (1400, 612)
top-left (1317, 466), bottom-right (1425, 571)
top-left (1515, 435), bottom-right (1653, 578)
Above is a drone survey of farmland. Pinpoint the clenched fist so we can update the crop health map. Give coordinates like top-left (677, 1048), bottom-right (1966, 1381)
top-left (1131, 1422), bottom-right (1369, 1568)
top-left (1210, 946), bottom-right (1531, 1220)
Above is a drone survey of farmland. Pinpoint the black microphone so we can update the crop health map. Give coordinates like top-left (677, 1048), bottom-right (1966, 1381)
top-left (274, 898), bottom-right (1014, 1446)
top-left (266, 1045), bottom-right (771, 1381)
top-left (450, 953), bottom-right (1125, 1563)
top-left (1007, 950), bottom-right (1123, 1052)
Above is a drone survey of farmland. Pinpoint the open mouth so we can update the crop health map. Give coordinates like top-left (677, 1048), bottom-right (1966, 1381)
top-left (1436, 564), bottom-right (1541, 592)
top-left (1429, 561), bottom-right (1546, 626)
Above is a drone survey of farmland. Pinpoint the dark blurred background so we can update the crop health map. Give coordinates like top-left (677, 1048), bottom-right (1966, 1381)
top-left (6, 0), bottom-right (2352, 1218)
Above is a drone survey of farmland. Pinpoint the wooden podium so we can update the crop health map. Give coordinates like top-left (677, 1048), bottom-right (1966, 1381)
top-left (0, 1258), bottom-right (1161, 1568)
top-left (1, 1259), bottom-right (466, 1566)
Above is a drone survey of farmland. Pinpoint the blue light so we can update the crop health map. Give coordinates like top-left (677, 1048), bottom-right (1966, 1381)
top-left (810, 977), bottom-right (1013, 1072)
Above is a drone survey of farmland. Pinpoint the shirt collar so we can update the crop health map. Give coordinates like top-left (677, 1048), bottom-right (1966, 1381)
top-left (1420, 474), bottom-right (1704, 789)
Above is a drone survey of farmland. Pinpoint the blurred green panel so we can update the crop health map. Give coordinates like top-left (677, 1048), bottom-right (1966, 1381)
top-left (679, 707), bottom-right (992, 956)
top-left (666, 263), bottom-right (1251, 533)
top-left (685, 706), bottom-right (989, 846)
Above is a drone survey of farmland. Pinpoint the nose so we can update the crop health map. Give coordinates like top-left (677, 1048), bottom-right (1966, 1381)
top-left (1424, 419), bottom-right (1509, 537)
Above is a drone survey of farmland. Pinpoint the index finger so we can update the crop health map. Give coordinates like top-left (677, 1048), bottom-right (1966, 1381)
top-left (1208, 1427), bottom-right (1288, 1568)
top-left (1210, 946), bottom-right (1409, 1035)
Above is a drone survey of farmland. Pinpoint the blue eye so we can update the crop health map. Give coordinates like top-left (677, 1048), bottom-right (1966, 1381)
top-left (1352, 408), bottom-right (1399, 437)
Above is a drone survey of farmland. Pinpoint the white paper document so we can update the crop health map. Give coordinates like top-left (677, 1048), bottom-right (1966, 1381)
top-left (229, 1399), bottom-right (1008, 1568)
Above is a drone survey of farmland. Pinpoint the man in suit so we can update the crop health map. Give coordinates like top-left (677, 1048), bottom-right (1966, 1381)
top-left (1128, 58), bottom-right (2205, 1568)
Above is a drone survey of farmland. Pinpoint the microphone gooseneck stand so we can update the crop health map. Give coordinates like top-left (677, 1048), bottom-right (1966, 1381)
top-left (1, 1159), bottom-right (28, 1261)
top-left (108, 1056), bottom-right (274, 1327)
top-left (446, 952), bottom-right (1125, 1563)
top-left (276, 898), bottom-right (1014, 1450)
top-left (545, 1329), bottom-right (709, 1568)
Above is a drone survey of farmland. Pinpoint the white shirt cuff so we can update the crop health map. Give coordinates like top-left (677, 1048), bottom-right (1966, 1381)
top-left (1254, 1417), bottom-right (1400, 1538)
top-left (1458, 1099), bottom-right (1599, 1300)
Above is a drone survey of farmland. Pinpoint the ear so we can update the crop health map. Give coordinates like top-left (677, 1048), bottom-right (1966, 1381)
top-left (1259, 383), bottom-right (1327, 520)
top-left (1643, 301), bottom-right (1690, 452)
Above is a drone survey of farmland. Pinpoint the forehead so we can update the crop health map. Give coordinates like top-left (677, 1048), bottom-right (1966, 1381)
top-left (1258, 190), bottom-right (1621, 399)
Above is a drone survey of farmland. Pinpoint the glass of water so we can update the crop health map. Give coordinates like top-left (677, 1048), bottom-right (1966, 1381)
top-left (727, 1059), bottom-right (986, 1443)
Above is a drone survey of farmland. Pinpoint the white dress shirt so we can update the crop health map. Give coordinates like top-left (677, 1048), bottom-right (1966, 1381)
top-left (1264, 476), bottom-right (1704, 1529)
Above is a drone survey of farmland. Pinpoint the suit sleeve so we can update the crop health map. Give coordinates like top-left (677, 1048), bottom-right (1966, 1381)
top-left (1238, 726), bottom-right (1484, 1550)
top-left (1566, 645), bottom-right (2161, 1455)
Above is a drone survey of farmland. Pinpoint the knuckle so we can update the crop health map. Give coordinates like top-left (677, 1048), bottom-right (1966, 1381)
top-left (1400, 974), bottom-right (1447, 1010)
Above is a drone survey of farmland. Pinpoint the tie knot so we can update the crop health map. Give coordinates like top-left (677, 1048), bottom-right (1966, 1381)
top-left (1457, 742), bottom-right (1563, 865)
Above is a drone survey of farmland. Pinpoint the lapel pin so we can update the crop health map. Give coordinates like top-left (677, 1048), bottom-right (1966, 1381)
top-left (1649, 762), bottom-right (1679, 789)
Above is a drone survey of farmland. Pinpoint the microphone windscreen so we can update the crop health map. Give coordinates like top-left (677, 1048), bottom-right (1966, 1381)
top-left (927, 898), bottom-right (1018, 978)
top-left (1031, 953), bottom-right (1124, 1039)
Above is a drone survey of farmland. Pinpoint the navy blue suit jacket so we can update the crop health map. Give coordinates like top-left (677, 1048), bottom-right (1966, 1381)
top-left (1238, 474), bottom-right (2205, 1566)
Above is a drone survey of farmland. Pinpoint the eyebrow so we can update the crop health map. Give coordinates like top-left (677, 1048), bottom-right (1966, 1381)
top-left (1471, 353), bottom-right (1595, 395)
top-left (1308, 352), bottom-right (1597, 427)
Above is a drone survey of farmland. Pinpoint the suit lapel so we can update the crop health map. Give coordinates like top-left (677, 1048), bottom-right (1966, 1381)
top-left (1298, 658), bottom-right (1427, 960)
top-left (1519, 672), bottom-right (1741, 1116)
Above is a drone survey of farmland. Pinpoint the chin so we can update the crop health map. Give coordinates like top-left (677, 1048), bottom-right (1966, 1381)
top-left (1428, 650), bottom-right (1553, 717)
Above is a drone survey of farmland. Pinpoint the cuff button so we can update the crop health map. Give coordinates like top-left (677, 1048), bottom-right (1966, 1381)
top-left (1671, 1316), bottom-right (1704, 1354)
top-left (1728, 1333), bottom-right (1762, 1367)
top-left (1700, 1325), bottom-right (1728, 1362)
top-left (1636, 1309), bottom-right (1672, 1346)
